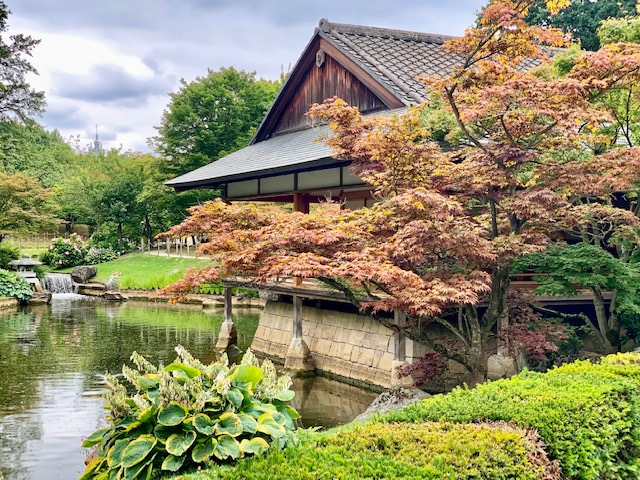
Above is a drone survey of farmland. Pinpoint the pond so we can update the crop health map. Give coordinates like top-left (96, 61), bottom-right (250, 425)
top-left (0, 296), bottom-right (377, 480)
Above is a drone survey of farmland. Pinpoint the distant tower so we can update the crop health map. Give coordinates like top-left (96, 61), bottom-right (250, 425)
top-left (91, 125), bottom-right (104, 156)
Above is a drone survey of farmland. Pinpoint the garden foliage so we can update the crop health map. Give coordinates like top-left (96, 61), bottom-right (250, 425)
top-left (84, 246), bottom-right (119, 265)
top-left (41, 233), bottom-right (88, 268)
top-left (197, 422), bottom-right (558, 480)
top-left (180, 354), bottom-right (640, 480)
top-left (0, 242), bottom-right (19, 269)
top-left (384, 354), bottom-right (640, 479)
top-left (0, 269), bottom-right (32, 302)
top-left (81, 346), bottom-right (299, 479)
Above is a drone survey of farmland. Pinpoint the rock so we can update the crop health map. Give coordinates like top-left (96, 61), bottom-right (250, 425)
top-left (355, 386), bottom-right (429, 422)
top-left (105, 273), bottom-right (121, 292)
top-left (487, 353), bottom-right (518, 380)
top-left (77, 283), bottom-right (106, 297)
top-left (104, 291), bottom-right (127, 301)
top-left (71, 266), bottom-right (97, 284)
top-left (28, 292), bottom-right (52, 305)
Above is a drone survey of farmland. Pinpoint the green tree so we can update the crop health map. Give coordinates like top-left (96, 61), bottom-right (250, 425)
top-left (0, 1), bottom-right (45, 120)
top-left (0, 172), bottom-right (56, 242)
top-left (526, 0), bottom-right (637, 50)
top-left (153, 67), bottom-right (281, 178)
top-left (516, 244), bottom-right (640, 351)
top-left (0, 120), bottom-right (76, 187)
top-left (598, 14), bottom-right (640, 146)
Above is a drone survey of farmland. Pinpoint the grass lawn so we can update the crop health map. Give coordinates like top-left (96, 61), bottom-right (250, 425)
top-left (61, 253), bottom-right (211, 290)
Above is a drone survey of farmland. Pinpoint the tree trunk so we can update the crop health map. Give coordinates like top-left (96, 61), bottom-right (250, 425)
top-left (592, 286), bottom-right (616, 353)
top-left (144, 214), bottom-right (152, 246)
top-left (465, 304), bottom-right (486, 385)
top-left (117, 223), bottom-right (123, 249)
top-left (483, 266), bottom-right (511, 332)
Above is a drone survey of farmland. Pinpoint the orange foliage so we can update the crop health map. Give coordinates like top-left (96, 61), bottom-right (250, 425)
top-left (163, 0), bottom-right (640, 375)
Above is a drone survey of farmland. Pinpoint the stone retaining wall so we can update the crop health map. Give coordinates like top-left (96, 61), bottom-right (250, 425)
top-left (251, 300), bottom-right (398, 388)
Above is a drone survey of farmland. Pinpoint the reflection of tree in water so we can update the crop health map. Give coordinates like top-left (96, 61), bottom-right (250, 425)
top-left (0, 301), bottom-right (262, 478)
top-left (0, 410), bottom-right (43, 480)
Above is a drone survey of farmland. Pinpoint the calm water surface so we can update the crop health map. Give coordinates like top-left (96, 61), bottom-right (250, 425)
top-left (0, 296), bottom-right (376, 480)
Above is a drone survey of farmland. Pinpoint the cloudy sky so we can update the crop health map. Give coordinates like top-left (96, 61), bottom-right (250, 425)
top-left (9, 0), bottom-right (486, 153)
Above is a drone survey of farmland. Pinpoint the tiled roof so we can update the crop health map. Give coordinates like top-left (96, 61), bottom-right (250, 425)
top-left (318, 19), bottom-right (462, 105)
top-left (165, 125), bottom-right (333, 189)
top-left (166, 108), bottom-right (406, 190)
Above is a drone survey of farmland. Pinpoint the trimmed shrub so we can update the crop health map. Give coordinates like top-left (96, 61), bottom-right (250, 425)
top-left (382, 356), bottom-right (640, 479)
top-left (0, 269), bottom-right (32, 302)
top-left (179, 422), bottom-right (559, 480)
top-left (0, 242), bottom-right (19, 269)
top-left (41, 234), bottom-right (87, 268)
top-left (81, 347), bottom-right (298, 479)
top-left (84, 246), bottom-right (119, 265)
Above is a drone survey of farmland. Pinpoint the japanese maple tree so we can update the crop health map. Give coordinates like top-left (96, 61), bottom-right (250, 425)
top-left (166, 0), bottom-right (640, 382)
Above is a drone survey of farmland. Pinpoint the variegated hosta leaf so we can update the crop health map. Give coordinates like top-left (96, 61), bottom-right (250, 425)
top-left (212, 435), bottom-right (240, 460)
top-left (120, 435), bottom-right (156, 468)
top-left (191, 439), bottom-right (216, 463)
top-left (166, 430), bottom-right (197, 456)
top-left (240, 437), bottom-right (270, 456)
top-left (157, 402), bottom-right (187, 426)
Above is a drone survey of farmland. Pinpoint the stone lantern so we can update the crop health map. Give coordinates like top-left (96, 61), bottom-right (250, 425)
top-left (9, 255), bottom-right (43, 290)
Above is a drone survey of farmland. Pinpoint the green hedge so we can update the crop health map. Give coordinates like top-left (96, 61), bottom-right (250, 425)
top-left (383, 353), bottom-right (640, 479)
top-left (174, 354), bottom-right (640, 480)
top-left (178, 422), bottom-right (556, 480)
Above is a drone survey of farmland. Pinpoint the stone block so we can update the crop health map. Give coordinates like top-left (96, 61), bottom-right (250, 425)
top-left (315, 338), bottom-right (332, 356)
top-left (370, 333), bottom-right (390, 352)
top-left (358, 348), bottom-right (375, 367)
top-left (487, 354), bottom-right (518, 380)
top-left (376, 321), bottom-right (391, 335)
top-left (374, 370), bottom-right (393, 389)
top-left (337, 328), bottom-right (352, 343)
top-left (350, 345), bottom-right (363, 362)
top-left (349, 363), bottom-right (378, 385)
top-left (339, 343), bottom-right (354, 360)
top-left (376, 353), bottom-right (393, 372)
top-left (303, 306), bottom-right (323, 324)
top-left (329, 341), bottom-right (342, 357)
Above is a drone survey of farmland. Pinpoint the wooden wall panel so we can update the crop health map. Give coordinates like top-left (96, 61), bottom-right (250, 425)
top-left (272, 54), bottom-right (385, 135)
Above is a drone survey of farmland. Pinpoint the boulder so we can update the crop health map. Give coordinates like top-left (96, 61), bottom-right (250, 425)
top-left (355, 386), bottom-right (429, 422)
top-left (71, 266), bottom-right (97, 284)
top-left (487, 353), bottom-right (518, 380)
top-left (104, 291), bottom-right (127, 301)
top-left (29, 292), bottom-right (52, 305)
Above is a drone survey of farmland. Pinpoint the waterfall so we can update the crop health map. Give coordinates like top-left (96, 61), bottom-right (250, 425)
top-left (43, 273), bottom-right (78, 294)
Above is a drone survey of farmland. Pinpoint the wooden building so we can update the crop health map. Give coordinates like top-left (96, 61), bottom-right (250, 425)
top-left (164, 20), bottom-right (524, 388)
top-left (165, 19), bottom-right (462, 211)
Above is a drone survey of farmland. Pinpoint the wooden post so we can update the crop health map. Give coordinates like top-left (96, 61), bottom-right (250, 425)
top-left (292, 194), bottom-right (309, 287)
top-left (391, 310), bottom-right (411, 386)
top-left (284, 295), bottom-right (315, 372)
top-left (215, 287), bottom-right (237, 350)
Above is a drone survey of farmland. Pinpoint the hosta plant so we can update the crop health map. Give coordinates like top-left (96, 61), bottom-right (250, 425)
top-left (81, 346), bottom-right (299, 479)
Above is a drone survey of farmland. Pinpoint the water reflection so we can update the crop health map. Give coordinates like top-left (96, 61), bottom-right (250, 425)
top-left (0, 298), bottom-right (375, 480)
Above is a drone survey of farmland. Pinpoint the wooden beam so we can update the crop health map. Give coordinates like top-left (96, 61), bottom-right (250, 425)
top-left (319, 39), bottom-right (405, 109)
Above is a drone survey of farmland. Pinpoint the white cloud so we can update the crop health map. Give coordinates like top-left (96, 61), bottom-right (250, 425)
top-left (7, 0), bottom-right (486, 152)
